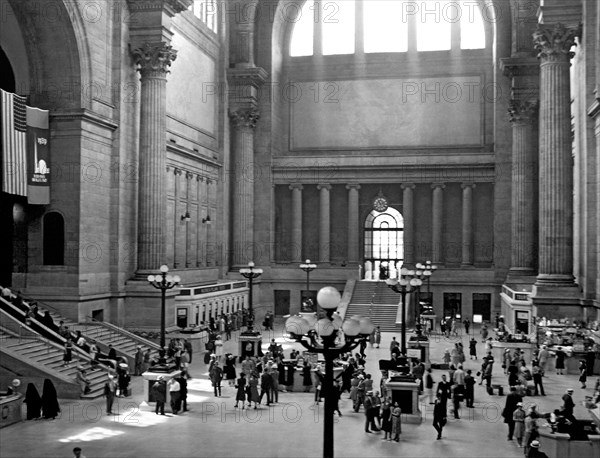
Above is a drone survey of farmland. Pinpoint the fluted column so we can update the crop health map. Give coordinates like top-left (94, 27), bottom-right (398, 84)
top-left (229, 109), bottom-right (259, 267)
top-left (533, 23), bottom-right (580, 286)
top-left (346, 184), bottom-right (360, 263)
top-left (317, 184), bottom-right (332, 262)
top-left (401, 183), bottom-right (415, 266)
top-left (290, 184), bottom-right (304, 262)
top-left (461, 183), bottom-right (476, 266)
top-left (508, 101), bottom-right (538, 275)
top-left (132, 42), bottom-right (177, 271)
top-left (431, 183), bottom-right (445, 264)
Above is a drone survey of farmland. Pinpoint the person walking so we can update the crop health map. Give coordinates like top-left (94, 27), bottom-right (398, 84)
top-left (480, 323), bottom-right (488, 341)
top-left (134, 346), bottom-right (143, 376)
top-left (424, 368), bottom-right (435, 404)
top-left (537, 345), bottom-right (549, 376)
top-left (554, 347), bottom-right (566, 375)
top-left (247, 373), bottom-right (260, 409)
top-left (24, 383), bottom-right (42, 420)
top-left (503, 386), bottom-right (523, 441)
top-left (302, 361), bottom-right (312, 393)
top-left (210, 361), bottom-right (223, 397)
top-left (469, 337), bottom-right (477, 360)
top-left (224, 354), bottom-right (237, 387)
top-left (561, 388), bottom-right (576, 423)
top-left (152, 376), bottom-right (166, 415)
top-left (234, 373), bottom-right (246, 409)
top-left (436, 374), bottom-right (452, 409)
top-left (176, 374), bottom-right (188, 412)
top-left (579, 360), bottom-right (587, 389)
top-left (103, 375), bottom-right (117, 415)
top-left (464, 369), bottom-right (476, 407)
top-left (259, 369), bottom-right (273, 406)
top-left (374, 326), bottom-right (381, 348)
top-left (63, 339), bottom-right (73, 367)
top-left (363, 391), bottom-right (379, 433)
top-left (168, 377), bottom-right (181, 414)
top-left (463, 318), bottom-right (470, 335)
top-left (270, 364), bottom-right (280, 404)
top-left (432, 395), bottom-right (446, 440)
top-left (380, 398), bottom-right (392, 441)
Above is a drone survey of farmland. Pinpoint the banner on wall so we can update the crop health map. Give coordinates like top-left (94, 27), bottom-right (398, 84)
top-left (0, 88), bottom-right (50, 204)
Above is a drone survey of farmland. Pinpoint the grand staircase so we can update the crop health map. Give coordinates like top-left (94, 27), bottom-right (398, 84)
top-left (345, 281), bottom-right (402, 332)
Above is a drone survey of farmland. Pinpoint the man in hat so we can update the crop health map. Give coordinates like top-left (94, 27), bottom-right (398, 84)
top-left (528, 440), bottom-right (549, 458)
top-left (561, 388), bottom-right (576, 423)
top-left (103, 374), bottom-right (117, 415)
top-left (152, 376), bottom-right (166, 415)
top-left (503, 386), bottom-right (523, 440)
top-left (363, 390), bottom-right (380, 433)
top-left (134, 346), bottom-right (143, 376)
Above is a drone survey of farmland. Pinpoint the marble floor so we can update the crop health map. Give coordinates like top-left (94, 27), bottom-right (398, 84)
top-left (1, 323), bottom-right (596, 458)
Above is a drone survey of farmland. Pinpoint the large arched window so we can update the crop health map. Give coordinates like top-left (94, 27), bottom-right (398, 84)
top-left (290, 0), bottom-right (486, 57)
top-left (43, 212), bottom-right (65, 265)
top-left (364, 207), bottom-right (404, 272)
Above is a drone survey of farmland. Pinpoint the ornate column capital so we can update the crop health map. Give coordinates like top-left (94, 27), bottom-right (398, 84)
top-left (317, 184), bottom-right (332, 191)
top-left (132, 42), bottom-right (177, 78)
top-left (173, 167), bottom-right (182, 176)
top-left (229, 109), bottom-right (260, 129)
top-left (345, 183), bottom-right (361, 190)
top-left (401, 183), bottom-right (416, 190)
top-left (431, 183), bottom-right (446, 190)
top-left (289, 183), bottom-right (304, 191)
top-left (461, 182), bottom-right (476, 189)
top-left (533, 23), bottom-right (581, 62)
top-left (185, 171), bottom-right (194, 180)
top-left (508, 99), bottom-right (539, 124)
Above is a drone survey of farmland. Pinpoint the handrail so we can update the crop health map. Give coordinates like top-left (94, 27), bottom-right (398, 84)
top-left (84, 315), bottom-right (161, 351)
top-left (0, 284), bottom-right (61, 315)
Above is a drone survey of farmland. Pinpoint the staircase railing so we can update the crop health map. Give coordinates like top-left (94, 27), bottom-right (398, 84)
top-left (0, 285), bottom-right (62, 316)
top-left (83, 316), bottom-right (161, 351)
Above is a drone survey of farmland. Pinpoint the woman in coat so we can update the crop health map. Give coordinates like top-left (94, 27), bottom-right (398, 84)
top-left (302, 361), bottom-right (312, 392)
top-left (24, 383), bottom-right (42, 420)
top-left (391, 401), bottom-right (402, 442)
top-left (224, 354), bottom-right (237, 386)
top-left (246, 373), bottom-right (260, 409)
top-left (235, 373), bottom-right (246, 408)
top-left (41, 379), bottom-right (60, 419)
top-left (380, 398), bottom-right (393, 441)
top-left (554, 348), bottom-right (566, 375)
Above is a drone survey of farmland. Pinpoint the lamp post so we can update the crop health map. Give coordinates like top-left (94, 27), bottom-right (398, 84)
top-left (385, 268), bottom-right (422, 355)
top-left (414, 260), bottom-right (437, 336)
top-left (285, 286), bottom-right (374, 458)
top-left (147, 265), bottom-right (181, 355)
top-left (299, 259), bottom-right (317, 311)
top-left (239, 261), bottom-right (263, 334)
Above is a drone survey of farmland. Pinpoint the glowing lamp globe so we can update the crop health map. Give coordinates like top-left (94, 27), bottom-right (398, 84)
top-left (147, 275), bottom-right (155, 282)
top-left (160, 265), bottom-right (169, 273)
top-left (173, 275), bottom-right (181, 284)
top-left (342, 318), bottom-right (361, 336)
top-left (317, 286), bottom-right (341, 310)
top-left (359, 317), bottom-right (375, 335)
top-left (316, 318), bottom-right (335, 337)
top-left (303, 313), bottom-right (318, 328)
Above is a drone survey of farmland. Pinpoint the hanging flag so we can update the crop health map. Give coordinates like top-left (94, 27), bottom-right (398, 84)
top-left (1, 89), bottom-right (27, 197)
top-left (27, 105), bottom-right (50, 204)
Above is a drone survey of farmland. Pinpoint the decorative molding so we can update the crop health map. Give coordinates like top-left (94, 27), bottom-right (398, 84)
top-left (127, 0), bottom-right (192, 15)
top-left (533, 23), bottom-right (581, 62)
top-left (401, 183), bottom-right (416, 190)
top-left (461, 182), bottom-right (476, 189)
top-left (132, 42), bottom-right (178, 78)
top-left (508, 99), bottom-right (539, 124)
top-left (431, 183), bottom-right (446, 189)
top-left (186, 172), bottom-right (194, 180)
top-left (317, 184), bottom-right (332, 191)
top-left (289, 184), bottom-right (304, 191)
top-left (229, 109), bottom-right (260, 129)
top-left (345, 184), bottom-right (361, 190)
top-left (51, 109), bottom-right (118, 131)
top-left (500, 57), bottom-right (540, 78)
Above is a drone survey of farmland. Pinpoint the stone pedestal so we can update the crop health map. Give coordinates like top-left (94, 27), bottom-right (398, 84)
top-left (408, 338), bottom-right (430, 365)
top-left (142, 369), bottom-right (181, 407)
top-left (239, 334), bottom-right (262, 359)
top-left (385, 378), bottom-right (422, 424)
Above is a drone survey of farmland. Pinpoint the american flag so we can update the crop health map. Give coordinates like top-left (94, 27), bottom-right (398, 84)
top-left (1, 89), bottom-right (28, 196)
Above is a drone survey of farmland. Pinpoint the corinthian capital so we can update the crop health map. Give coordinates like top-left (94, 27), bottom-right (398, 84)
top-left (508, 100), bottom-right (539, 124)
top-left (132, 42), bottom-right (177, 78)
top-left (533, 23), bottom-right (581, 62)
top-left (229, 109), bottom-right (260, 129)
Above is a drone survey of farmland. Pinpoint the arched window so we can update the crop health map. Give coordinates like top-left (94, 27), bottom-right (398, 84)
top-left (43, 212), bottom-right (65, 265)
top-left (289, 0), bottom-right (486, 56)
top-left (364, 207), bottom-right (404, 271)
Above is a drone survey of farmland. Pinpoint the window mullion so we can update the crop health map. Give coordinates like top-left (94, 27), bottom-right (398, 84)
top-left (314, 0), bottom-right (323, 56)
top-left (355, 0), bottom-right (364, 55)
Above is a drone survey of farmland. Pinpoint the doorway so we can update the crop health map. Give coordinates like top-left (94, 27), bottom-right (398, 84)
top-left (274, 290), bottom-right (290, 316)
top-left (176, 307), bottom-right (188, 328)
top-left (443, 293), bottom-right (462, 320)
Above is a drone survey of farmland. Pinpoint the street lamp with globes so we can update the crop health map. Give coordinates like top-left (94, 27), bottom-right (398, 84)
top-left (299, 259), bottom-right (317, 311)
top-left (147, 265), bottom-right (181, 356)
top-left (285, 286), bottom-right (374, 458)
top-left (239, 261), bottom-right (263, 334)
top-left (385, 268), bottom-right (422, 354)
top-left (413, 260), bottom-right (437, 336)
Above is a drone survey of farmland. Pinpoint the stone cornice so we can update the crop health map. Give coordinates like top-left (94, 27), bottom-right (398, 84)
top-left (508, 99), bottom-right (539, 124)
top-left (227, 67), bottom-right (269, 88)
top-left (500, 57), bottom-right (540, 78)
top-left (51, 109), bottom-right (118, 131)
top-left (127, 0), bottom-right (192, 15)
top-left (533, 23), bottom-right (581, 62)
top-left (132, 42), bottom-right (178, 78)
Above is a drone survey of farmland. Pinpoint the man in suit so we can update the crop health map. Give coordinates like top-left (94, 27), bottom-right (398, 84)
top-left (503, 386), bottom-right (523, 440)
top-left (363, 391), bottom-right (380, 433)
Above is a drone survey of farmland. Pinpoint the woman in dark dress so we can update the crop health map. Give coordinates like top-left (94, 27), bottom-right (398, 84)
top-left (24, 383), bottom-right (42, 420)
top-left (555, 348), bottom-right (566, 375)
top-left (235, 373), bottom-right (246, 408)
top-left (381, 398), bottom-right (393, 441)
top-left (41, 379), bottom-right (60, 419)
top-left (302, 362), bottom-right (312, 392)
top-left (224, 354), bottom-right (237, 387)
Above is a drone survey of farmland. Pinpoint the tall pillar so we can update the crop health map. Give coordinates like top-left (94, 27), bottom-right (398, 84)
top-left (508, 101), bottom-right (538, 276)
top-left (461, 183), bottom-right (476, 266)
top-left (172, 167), bottom-right (182, 268)
top-left (317, 184), bottom-right (331, 263)
top-left (346, 184), bottom-right (360, 263)
top-left (132, 42), bottom-right (177, 272)
top-left (290, 184), bottom-right (304, 262)
top-left (431, 183), bottom-right (445, 264)
top-left (533, 23), bottom-right (580, 286)
top-left (401, 183), bottom-right (415, 266)
top-left (229, 109), bottom-right (259, 267)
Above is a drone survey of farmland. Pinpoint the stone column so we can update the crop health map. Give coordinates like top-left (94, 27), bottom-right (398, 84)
top-left (317, 184), bottom-right (332, 262)
top-left (229, 110), bottom-right (259, 267)
top-left (461, 183), bottom-right (476, 266)
top-left (508, 101), bottom-right (538, 276)
top-left (290, 184), bottom-right (304, 262)
top-left (533, 23), bottom-right (580, 286)
top-left (431, 183), bottom-right (445, 264)
top-left (401, 183), bottom-right (415, 266)
top-left (132, 42), bottom-right (177, 272)
top-left (590, 101), bottom-right (600, 303)
top-left (346, 184), bottom-right (360, 264)
top-left (172, 167), bottom-right (182, 268)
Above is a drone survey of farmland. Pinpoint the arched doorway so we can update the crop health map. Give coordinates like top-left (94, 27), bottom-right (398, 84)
top-left (363, 207), bottom-right (404, 280)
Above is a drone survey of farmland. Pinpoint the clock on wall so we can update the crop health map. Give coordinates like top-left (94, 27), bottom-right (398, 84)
top-left (373, 189), bottom-right (388, 212)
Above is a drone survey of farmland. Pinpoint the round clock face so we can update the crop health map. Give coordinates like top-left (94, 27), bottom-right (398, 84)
top-left (373, 197), bottom-right (388, 212)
